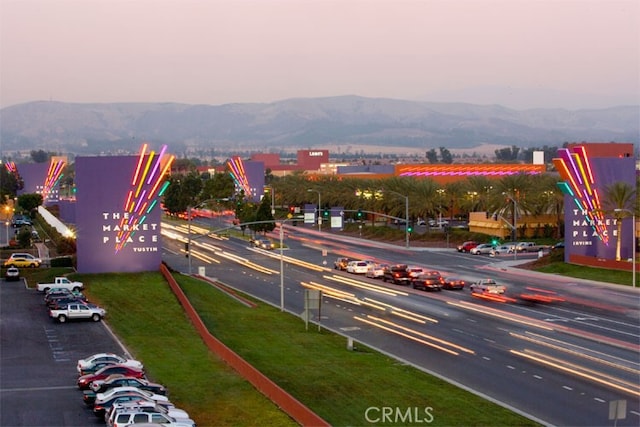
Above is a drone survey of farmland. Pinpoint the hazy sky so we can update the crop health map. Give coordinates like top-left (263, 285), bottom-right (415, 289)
top-left (1, 0), bottom-right (638, 109)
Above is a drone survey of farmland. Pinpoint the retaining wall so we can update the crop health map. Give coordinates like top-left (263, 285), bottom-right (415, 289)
top-left (159, 263), bottom-right (330, 427)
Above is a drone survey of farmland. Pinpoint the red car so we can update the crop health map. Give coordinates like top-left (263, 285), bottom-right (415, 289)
top-left (77, 364), bottom-right (145, 390)
top-left (457, 241), bottom-right (479, 253)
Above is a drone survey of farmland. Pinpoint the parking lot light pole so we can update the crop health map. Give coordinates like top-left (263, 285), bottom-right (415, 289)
top-left (307, 189), bottom-right (321, 232)
top-left (615, 208), bottom-right (636, 288)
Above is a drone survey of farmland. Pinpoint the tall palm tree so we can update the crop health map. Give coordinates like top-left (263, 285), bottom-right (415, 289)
top-left (601, 181), bottom-right (636, 261)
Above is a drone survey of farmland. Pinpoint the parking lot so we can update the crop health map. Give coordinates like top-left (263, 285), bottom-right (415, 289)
top-left (0, 278), bottom-right (130, 426)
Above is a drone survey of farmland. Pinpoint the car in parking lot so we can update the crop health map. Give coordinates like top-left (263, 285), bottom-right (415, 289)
top-left (104, 400), bottom-right (193, 426)
top-left (470, 243), bottom-right (495, 255)
top-left (3, 252), bottom-right (42, 268)
top-left (92, 387), bottom-right (171, 416)
top-left (411, 271), bottom-right (444, 291)
top-left (89, 375), bottom-right (167, 396)
top-left (77, 364), bottom-right (146, 390)
top-left (78, 353), bottom-right (145, 376)
top-left (106, 405), bottom-right (196, 427)
top-left (457, 241), bottom-right (478, 253)
top-left (4, 266), bottom-right (20, 281)
top-left (490, 244), bottom-right (515, 256)
top-left (442, 276), bottom-right (467, 290)
top-left (346, 260), bottom-right (369, 274)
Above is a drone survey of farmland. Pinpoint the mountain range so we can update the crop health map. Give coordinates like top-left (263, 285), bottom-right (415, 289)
top-left (0, 95), bottom-right (637, 157)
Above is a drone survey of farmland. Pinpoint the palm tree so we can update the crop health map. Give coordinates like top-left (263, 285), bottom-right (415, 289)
top-left (601, 181), bottom-right (636, 261)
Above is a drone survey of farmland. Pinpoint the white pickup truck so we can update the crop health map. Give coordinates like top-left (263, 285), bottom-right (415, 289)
top-left (37, 277), bottom-right (84, 293)
top-left (49, 303), bottom-right (106, 323)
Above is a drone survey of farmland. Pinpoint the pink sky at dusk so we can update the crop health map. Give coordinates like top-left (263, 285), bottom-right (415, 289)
top-left (1, 0), bottom-right (638, 109)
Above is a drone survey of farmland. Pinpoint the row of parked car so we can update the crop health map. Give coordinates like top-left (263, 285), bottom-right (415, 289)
top-left (456, 241), bottom-right (553, 255)
top-left (40, 286), bottom-right (107, 323)
top-left (75, 352), bottom-right (196, 426)
top-left (334, 257), bottom-right (467, 291)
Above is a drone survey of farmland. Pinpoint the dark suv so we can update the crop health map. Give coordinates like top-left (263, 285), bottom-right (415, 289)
top-left (382, 264), bottom-right (411, 285)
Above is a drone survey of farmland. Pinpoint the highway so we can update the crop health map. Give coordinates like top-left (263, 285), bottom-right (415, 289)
top-left (162, 218), bottom-right (640, 427)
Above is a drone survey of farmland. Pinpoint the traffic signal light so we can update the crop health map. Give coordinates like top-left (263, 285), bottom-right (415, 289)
top-left (357, 209), bottom-right (363, 219)
top-left (184, 242), bottom-right (189, 258)
top-left (323, 208), bottom-right (330, 218)
top-left (491, 238), bottom-right (499, 245)
top-left (407, 224), bottom-right (413, 234)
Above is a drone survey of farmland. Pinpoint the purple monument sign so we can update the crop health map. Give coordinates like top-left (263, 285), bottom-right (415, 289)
top-left (75, 146), bottom-right (173, 274)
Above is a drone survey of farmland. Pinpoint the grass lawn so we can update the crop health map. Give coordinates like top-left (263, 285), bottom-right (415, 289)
top-left (20, 268), bottom-right (537, 427)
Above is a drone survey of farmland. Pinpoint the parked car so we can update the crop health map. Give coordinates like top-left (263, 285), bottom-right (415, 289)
top-left (89, 375), bottom-right (167, 396)
top-left (428, 219), bottom-right (449, 227)
top-left (106, 405), bottom-right (196, 427)
top-left (3, 253), bottom-right (42, 268)
top-left (457, 241), bottom-right (478, 253)
top-left (346, 260), bottom-right (369, 274)
top-left (442, 276), bottom-right (467, 290)
top-left (78, 353), bottom-right (144, 376)
top-left (104, 400), bottom-right (191, 426)
top-left (470, 243), bottom-right (495, 255)
top-left (490, 244), bottom-right (515, 256)
top-left (44, 288), bottom-right (85, 304)
top-left (333, 257), bottom-right (352, 271)
top-left (551, 241), bottom-right (565, 250)
top-left (515, 242), bottom-right (548, 253)
top-left (4, 266), bottom-right (20, 281)
top-left (77, 365), bottom-right (146, 390)
top-left (365, 263), bottom-right (389, 279)
top-left (47, 296), bottom-right (89, 310)
top-left (411, 271), bottom-right (444, 291)
top-left (92, 387), bottom-right (171, 416)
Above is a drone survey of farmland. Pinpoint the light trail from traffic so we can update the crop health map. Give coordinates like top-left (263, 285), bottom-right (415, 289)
top-left (510, 349), bottom-right (640, 397)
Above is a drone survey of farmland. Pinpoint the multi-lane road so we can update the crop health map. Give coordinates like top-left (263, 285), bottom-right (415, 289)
top-left (162, 218), bottom-right (640, 427)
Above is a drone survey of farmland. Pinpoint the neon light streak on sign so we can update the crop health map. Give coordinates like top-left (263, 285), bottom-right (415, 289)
top-left (114, 143), bottom-right (175, 252)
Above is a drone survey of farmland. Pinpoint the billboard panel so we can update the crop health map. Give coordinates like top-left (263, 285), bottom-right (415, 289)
top-left (554, 145), bottom-right (636, 261)
top-left (75, 147), bottom-right (173, 274)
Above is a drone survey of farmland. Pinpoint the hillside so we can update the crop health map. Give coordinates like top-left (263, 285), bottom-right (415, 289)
top-left (0, 95), bottom-right (637, 156)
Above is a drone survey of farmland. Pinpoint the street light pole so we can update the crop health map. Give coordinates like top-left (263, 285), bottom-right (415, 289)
top-left (503, 193), bottom-right (518, 260)
top-left (615, 208), bottom-right (636, 288)
top-left (307, 189), bottom-right (321, 232)
top-left (385, 189), bottom-right (409, 249)
top-left (187, 206), bottom-right (192, 274)
top-left (280, 222), bottom-right (284, 311)
top-left (265, 185), bottom-right (275, 215)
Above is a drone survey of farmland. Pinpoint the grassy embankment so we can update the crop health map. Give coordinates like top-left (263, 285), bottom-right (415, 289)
top-left (19, 267), bottom-right (538, 426)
